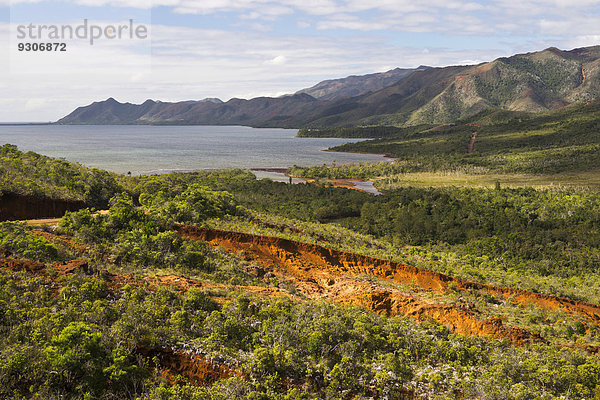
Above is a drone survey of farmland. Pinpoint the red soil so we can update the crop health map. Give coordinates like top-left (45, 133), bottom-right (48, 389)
top-left (32, 230), bottom-right (90, 257)
top-left (176, 226), bottom-right (600, 324)
top-left (335, 290), bottom-right (545, 343)
top-left (0, 252), bottom-right (288, 304)
top-left (136, 345), bottom-right (237, 386)
top-left (0, 258), bottom-right (46, 273)
top-left (467, 124), bottom-right (481, 154)
top-left (177, 226), bottom-right (561, 344)
top-left (9, 222), bottom-right (600, 347)
top-left (53, 259), bottom-right (92, 275)
top-left (103, 271), bottom-right (287, 302)
top-left (0, 257), bottom-right (92, 278)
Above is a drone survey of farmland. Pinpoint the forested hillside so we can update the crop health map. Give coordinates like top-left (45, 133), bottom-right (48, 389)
top-left (293, 99), bottom-right (600, 191)
top-left (0, 144), bottom-right (123, 209)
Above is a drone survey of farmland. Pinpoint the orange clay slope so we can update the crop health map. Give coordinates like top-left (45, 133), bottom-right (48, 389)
top-left (0, 255), bottom-right (289, 302)
top-left (136, 345), bottom-right (237, 386)
top-left (177, 225), bottom-right (600, 325)
top-left (178, 225), bottom-right (576, 344)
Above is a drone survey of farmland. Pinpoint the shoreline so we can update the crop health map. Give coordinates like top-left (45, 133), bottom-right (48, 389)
top-left (135, 147), bottom-right (393, 177)
top-left (134, 148), bottom-right (390, 194)
top-left (322, 148), bottom-right (396, 161)
top-left (250, 169), bottom-right (381, 195)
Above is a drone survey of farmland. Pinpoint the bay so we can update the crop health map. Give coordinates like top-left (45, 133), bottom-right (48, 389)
top-left (0, 125), bottom-right (389, 175)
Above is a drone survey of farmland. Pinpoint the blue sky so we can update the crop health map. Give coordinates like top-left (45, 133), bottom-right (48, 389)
top-left (0, 0), bottom-right (599, 121)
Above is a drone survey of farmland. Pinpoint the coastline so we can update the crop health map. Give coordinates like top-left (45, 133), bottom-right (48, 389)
top-left (250, 168), bottom-right (382, 195)
top-left (322, 147), bottom-right (396, 161)
top-left (0, 125), bottom-right (389, 175)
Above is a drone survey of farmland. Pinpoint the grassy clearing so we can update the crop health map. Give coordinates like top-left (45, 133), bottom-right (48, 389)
top-left (374, 170), bottom-right (600, 191)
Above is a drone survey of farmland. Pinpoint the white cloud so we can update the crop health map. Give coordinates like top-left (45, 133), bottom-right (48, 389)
top-left (316, 15), bottom-right (391, 31)
top-left (1, 0), bottom-right (599, 121)
top-left (265, 55), bottom-right (287, 65)
top-left (564, 35), bottom-right (600, 49)
top-left (3, 0), bottom-right (599, 37)
top-left (0, 20), bottom-right (511, 121)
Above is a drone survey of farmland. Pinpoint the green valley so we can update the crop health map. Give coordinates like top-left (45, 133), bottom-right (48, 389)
top-left (1, 126), bottom-right (600, 398)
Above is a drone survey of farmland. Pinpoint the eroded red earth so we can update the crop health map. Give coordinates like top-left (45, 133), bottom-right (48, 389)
top-left (7, 221), bottom-right (600, 384)
top-left (178, 225), bottom-right (600, 344)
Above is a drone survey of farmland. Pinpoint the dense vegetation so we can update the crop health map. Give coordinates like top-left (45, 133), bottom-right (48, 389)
top-left (2, 264), bottom-right (600, 400)
top-left (297, 125), bottom-right (432, 138)
top-left (166, 171), bottom-right (600, 304)
top-left (128, 170), bottom-right (371, 222)
top-left (292, 101), bottom-right (600, 179)
top-left (132, 172), bottom-right (600, 297)
top-left (349, 187), bottom-right (600, 298)
top-left (2, 111), bottom-right (600, 400)
top-left (0, 144), bottom-right (123, 208)
top-left (140, 170), bottom-right (599, 284)
top-left (57, 183), bottom-right (254, 285)
top-left (1, 209), bottom-right (599, 399)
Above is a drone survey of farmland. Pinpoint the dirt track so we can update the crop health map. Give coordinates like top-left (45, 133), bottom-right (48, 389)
top-left (467, 124), bottom-right (481, 154)
top-left (467, 131), bottom-right (478, 153)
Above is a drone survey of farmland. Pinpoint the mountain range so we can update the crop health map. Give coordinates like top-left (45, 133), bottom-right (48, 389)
top-left (294, 66), bottom-right (430, 100)
top-left (58, 45), bottom-right (600, 128)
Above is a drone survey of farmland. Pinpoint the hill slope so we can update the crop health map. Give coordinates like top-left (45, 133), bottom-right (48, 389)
top-left (295, 66), bottom-right (429, 100)
top-left (57, 94), bottom-right (324, 127)
top-left (305, 46), bottom-right (600, 126)
top-left (291, 99), bottom-right (600, 193)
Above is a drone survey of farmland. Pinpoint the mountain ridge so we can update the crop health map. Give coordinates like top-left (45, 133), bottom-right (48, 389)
top-left (58, 45), bottom-right (600, 128)
top-left (295, 66), bottom-right (430, 100)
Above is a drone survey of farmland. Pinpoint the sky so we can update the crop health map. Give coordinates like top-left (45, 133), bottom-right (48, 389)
top-left (0, 0), bottom-right (599, 122)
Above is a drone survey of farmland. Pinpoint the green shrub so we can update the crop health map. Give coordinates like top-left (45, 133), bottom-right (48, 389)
top-left (0, 222), bottom-right (59, 261)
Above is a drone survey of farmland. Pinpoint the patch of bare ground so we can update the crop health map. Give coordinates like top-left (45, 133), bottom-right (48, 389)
top-left (177, 226), bottom-right (600, 322)
top-left (136, 345), bottom-right (237, 386)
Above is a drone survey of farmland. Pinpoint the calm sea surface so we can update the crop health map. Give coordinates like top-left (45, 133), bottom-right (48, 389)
top-left (0, 125), bottom-right (389, 175)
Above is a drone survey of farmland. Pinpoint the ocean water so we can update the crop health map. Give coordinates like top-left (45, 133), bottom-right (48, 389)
top-left (0, 125), bottom-right (390, 175)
